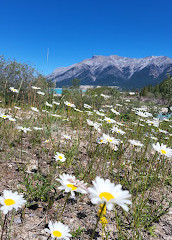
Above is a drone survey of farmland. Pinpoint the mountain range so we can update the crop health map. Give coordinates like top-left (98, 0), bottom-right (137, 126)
top-left (47, 55), bottom-right (172, 89)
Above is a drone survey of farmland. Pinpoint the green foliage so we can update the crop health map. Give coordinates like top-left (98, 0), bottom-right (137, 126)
top-left (0, 55), bottom-right (35, 90)
top-left (19, 171), bottom-right (56, 204)
top-left (86, 86), bottom-right (119, 98)
top-left (62, 88), bottom-right (83, 108)
top-left (71, 78), bottom-right (81, 89)
top-left (140, 75), bottom-right (172, 104)
top-left (71, 226), bottom-right (85, 238)
top-left (0, 55), bottom-right (54, 104)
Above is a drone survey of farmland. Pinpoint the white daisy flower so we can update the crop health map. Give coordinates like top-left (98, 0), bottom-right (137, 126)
top-left (98, 134), bottom-right (120, 145)
top-left (84, 103), bottom-right (92, 109)
top-left (9, 87), bottom-right (19, 93)
top-left (56, 174), bottom-right (87, 198)
top-left (116, 122), bottom-right (124, 126)
top-left (158, 128), bottom-right (168, 134)
top-left (54, 152), bottom-right (66, 162)
top-left (31, 86), bottom-right (41, 90)
top-left (85, 111), bottom-right (93, 116)
top-left (42, 110), bottom-right (49, 113)
top-left (64, 101), bottom-right (76, 108)
top-left (52, 101), bottom-right (60, 105)
top-left (87, 119), bottom-right (101, 132)
top-left (14, 106), bottom-right (21, 110)
top-left (111, 109), bottom-right (120, 115)
top-left (63, 134), bottom-right (71, 140)
top-left (104, 117), bottom-right (116, 124)
top-left (128, 139), bottom-right (143, 147)
top-left (111, 126), bottom-right (125, 135)
top-left (8, 116), bottom-right (16, 122)
top-left (45, 221), bottom-right (71, 240)
top-left (0, 114), bottom-right (9, 119)
top-left (136, 111), bottom-right (152, 118)
top-left (104, 105), bottom-right (113, 108)
top-left (86, 119), bottom-right (94, 126)
top-left (163, 118), bottom-right (169, 122)
top-left (74, 108), bottom-right (83, 112)
top-left (33, 127), bottom-right (43, 130)
top-left (129, 92), bottom-right (135, 95)
top-left (88, 177), bottom-right (131, 211)
top-left (152, 142), bottom-right (172, 158)
top-left (93, 122), bottom-right (102, 132)
top-left (146, 119), bottom-right (159, 127)
top-left (0, 190), bottom-right (26, 214)
top-left (16, 126), bottom-right (31, 133)
top-left (37, 91), bottom-right (45, 95)
top-left (116, 104), bottom-right (123, 107)
top-left (95, 111), bottom-right (105, 117)
top-left (150, 136), bottom-right (158, 141)
top-left (31, 107), bottom-right (39, 112)
top-left (100, 94), bottom-right (110, 99)
top-left (132, 122), bottom-right (137, 126)
top-left (46, 101), bottom-right (53, 107)
top-left (51, 114), bottom-right (61, 118)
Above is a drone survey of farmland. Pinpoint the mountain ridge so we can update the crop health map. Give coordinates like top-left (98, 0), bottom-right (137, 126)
top-left (47, 55), bottom-right (172, 89)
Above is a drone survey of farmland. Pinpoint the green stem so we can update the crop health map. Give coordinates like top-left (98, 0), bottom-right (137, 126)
top-left (15, 78), bottom-right (23, 103)
top-left (7, 209), bottom-right (16, 240)
top-left (0, 210), bottom-right (3, 228)
top-left (1, 214), bottom-right (7, 240)
top-left (114, 206), bottom-right (120, 234)
top-left (21, 132), bottom-right (23, 161)
top-left (91, 202), bottom-right (106, 240)
top-left (58, 192), bottom-right (71, 220)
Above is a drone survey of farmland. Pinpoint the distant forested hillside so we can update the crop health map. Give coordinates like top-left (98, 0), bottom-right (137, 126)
top-left (140, 75), bottom-right (172, 105)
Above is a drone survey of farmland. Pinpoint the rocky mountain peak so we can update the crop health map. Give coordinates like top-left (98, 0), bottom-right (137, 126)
top-left (47, 55), bottom-right (172, 89)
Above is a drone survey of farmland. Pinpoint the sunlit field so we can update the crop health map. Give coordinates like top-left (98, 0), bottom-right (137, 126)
top-left (0, 86), bottom-right (171, 240)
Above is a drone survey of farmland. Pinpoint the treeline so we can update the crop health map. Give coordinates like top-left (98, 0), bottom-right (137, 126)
top-left (140, 75), bottom-right (172, 104)
top-left (0, 55), bottom-right (54, 103)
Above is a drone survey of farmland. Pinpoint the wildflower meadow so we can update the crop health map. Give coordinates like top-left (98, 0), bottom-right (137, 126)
top-left (0, 85), bottom-right (171, 240)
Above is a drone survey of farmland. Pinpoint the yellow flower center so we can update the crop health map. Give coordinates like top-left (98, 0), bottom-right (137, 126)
top-left (107, 139), bottom-right (112, 142)
top-left (59, 156), bottom-right (63, 160)
top-left (53, 231), bottom-right (62, 237)
top-left (67, 184), bottom-right (77, 191)
top-left (107, 120), bottom-right (111, 122)
top-left (4, 199), bottom-right (15, 206)
top-left (161, 149), bottom-right (166, 155)
top-left (99, 192), bottom-right (114, 201)
top-left (3, 115), bottom-right (7, 118)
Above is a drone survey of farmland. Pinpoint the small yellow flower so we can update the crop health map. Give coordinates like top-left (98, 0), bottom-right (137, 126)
top-left (100, 216), bottom-right (108, 226)
top-left (98, 204), bottom-right (106, 217)
top-left (98, 204), bottom-right (108, 227)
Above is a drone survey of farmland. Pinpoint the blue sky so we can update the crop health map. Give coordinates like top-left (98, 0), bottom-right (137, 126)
top-left (0, 0), bottom-right (172, 75)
